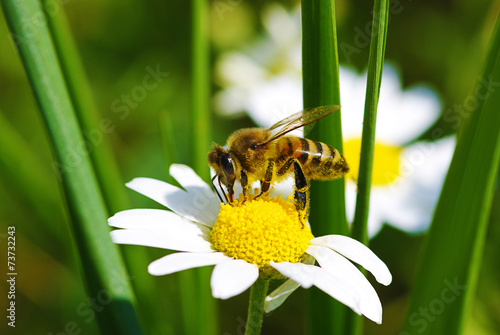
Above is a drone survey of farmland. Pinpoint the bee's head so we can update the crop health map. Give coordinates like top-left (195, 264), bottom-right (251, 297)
top-left (208, 143), bottom-right (236, 201)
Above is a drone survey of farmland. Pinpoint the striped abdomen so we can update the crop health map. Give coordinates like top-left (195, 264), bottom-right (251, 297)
top-left (275, 136), bottom-right (349, 180)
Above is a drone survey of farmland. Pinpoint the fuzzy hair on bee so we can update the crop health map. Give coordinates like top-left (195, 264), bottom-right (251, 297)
top-left (208, 105), bottom-right (349, 224)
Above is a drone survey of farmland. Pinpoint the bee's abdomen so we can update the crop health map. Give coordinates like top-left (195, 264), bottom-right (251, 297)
top-left (278, 137), bottom-right (349, 180)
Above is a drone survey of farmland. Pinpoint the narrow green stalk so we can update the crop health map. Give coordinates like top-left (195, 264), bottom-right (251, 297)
top-left (189, 0), bottom-right (218, 334)
top-left (245, 277), bottom-right (270, 335)
top-left (39, 3), bottom-right (174, 334)
top-left (302, 0), bottom-right (347, 243)
top-left (351, 0), bottom-right (389, 245)
top-left (1, 1), bottom-right (142, 334)
top-left (348, 1), bottom-right (389, 333)
top-left (302, 0), bottom-right (350, 333)
top-left (40, 0), bottom-right (128, 214)
top-left (403, 14), bottom-right (500, 335)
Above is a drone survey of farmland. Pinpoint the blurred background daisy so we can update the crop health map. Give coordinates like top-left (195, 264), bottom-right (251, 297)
top-left (214, 4), bottom-right (456, 238)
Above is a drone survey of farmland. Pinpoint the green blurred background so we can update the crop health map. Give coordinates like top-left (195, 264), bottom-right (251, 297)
top-left (0, 0), bottom-right (499, 334)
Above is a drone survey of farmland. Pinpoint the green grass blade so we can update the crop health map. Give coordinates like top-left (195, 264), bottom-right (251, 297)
top-left (37, 3), bottom-right (175, 334)
top-left (348, 0), bottom-right (389, 333)
top-left (351, 0), bottom-right (389, 244)
top-left (1, 1), bottom-right (142, 333)
top-left (301, 0), bottom-right (350, 333)
top-left (402, 15), bottom-right (500, 335)
top-left (40, 0), bottom-right (128, 214)
top-left (189, 0), bottom-right (218, 334)
top-left (302, 0), bottom-right (346, 260)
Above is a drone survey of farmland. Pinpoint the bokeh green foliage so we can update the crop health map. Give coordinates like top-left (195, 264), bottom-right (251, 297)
top-left (0, 0), bottom-right (499, 334)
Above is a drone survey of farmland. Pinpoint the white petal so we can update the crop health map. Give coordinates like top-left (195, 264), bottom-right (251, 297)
top-left (311, 235), bottom-right (392, 286)
top-left (211, 259), bottom-right (259, 299)
top-left (109, 209), bottom-right (210, 236)
top-left (382, 137), bottom-right (455, 232)
top-left (110, 229), bottom-right (213, 253)
top-left (126, 177), bottom-right (217, 226)
top-left (246, 75), bottom-right (303, 132)
top-left (306, 245), bottom-right (383, 324)
top-left (377, 86), bottom-right (441, 145)
top-left (264, 279), bottom-right (300, 313)
top-left (271, 261), bottom-right (362, 315)
top-left (148, 252), bottom-right (230, 276)
top-left (340, 66), bottom-right (367, 139)
top-left (169, 164), bottom-right (221, 220)
top-left (270, 261), bottom-right (315, 288)
top-left (109, 208), bottom-right (212, 252)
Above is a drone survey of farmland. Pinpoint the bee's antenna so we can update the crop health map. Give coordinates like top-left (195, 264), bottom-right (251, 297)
top-left (218, 176), bottom-right (230, 203)
top-left (211, 175), bottom-right (227, 203)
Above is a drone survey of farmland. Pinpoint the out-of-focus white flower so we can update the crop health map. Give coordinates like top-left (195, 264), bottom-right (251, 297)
top-left (214, 4), bottom-right (455, 237)
top-left (214, 4), bottom-right (303, 127)
top-left (340, 66), bottom-right (455, 236)
top-left (109, 164), bottom-right (392, 323)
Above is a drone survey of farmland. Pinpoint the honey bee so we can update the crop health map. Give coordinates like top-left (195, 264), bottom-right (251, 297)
top-left (208, 105), bottom-right (349, 222)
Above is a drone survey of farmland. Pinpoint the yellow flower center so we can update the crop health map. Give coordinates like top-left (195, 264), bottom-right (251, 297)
top-left (210, 194), bottom-right (314, 277)
top-left (343, 138), bottom-right (403, 186)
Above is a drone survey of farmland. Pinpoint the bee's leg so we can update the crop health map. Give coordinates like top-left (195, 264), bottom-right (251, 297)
top-left (293, 160), bottom-right (309, 227)
top-left (274, 157), bottom-right (309, 226)
top-left (240, 169), bottom-right (249, 203)
top-left (256, 160), bottom-right (274, 198)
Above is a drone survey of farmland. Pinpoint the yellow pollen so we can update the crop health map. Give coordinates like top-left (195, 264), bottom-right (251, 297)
top-left (343, 138), bottom-right (403, 186)
top-left (210, 194), bottom-right (314, 277)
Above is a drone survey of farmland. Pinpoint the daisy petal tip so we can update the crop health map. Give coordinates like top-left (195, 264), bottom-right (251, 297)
top-left (169, 163), bottom-right (190, 175)
top-left (211, 289), bottom-right (231, 300)
top-left (373, 262), bottom-right (392, 286)
top-left (125, 177), bottom-right (141, 188)
top-left (109, 229), bottom-right (124, 244)
top-left (107, 216), bottom-right (116, 226)
top-left (211, 260), bottom-right (259, 300)
top-left (211, 283), bottom-right (246, 300)
top-left (372, 313), bottom-right (383, 325)
top-left (125, 177), bottom-right (152, 193)
top-left (147, 267), bottom-right (163, 276)
top-left (381, 272), bottom-right (393, 286)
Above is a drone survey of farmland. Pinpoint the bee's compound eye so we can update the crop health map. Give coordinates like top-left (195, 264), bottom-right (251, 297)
top-left (250, 143), bottom-right (259, 150)
top-left (220, 153), bottom-right (235, 176)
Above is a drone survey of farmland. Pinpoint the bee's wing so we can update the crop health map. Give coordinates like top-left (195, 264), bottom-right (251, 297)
top-left (261, 105), bottom-right (340, 145)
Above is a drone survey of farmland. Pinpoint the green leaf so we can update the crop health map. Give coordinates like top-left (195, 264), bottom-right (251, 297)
top-left (348, 0), bottom-right (389, 333)
top-left (301, 0), bottom-right (350, 333)
top-left (36, 3), bottom-right (173, 334)
top-left (402, 14), bottom-right (500, 335)
top-left (351, 0), bottom-right (389, 245)
top-left (40, 0), bottom-right (129, 214)
top-left (1, 1), bottom-right (142, 333)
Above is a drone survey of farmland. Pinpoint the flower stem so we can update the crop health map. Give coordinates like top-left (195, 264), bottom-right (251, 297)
top-left (302, 1), bottom-right (350, 334)
top-left (245, 277), bottom-right (270, 335)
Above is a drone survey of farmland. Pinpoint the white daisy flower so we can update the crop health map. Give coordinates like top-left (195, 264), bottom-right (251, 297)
top-left (214, 4), bottom-right (455, 237)
top-left (214, 3), bottom-right (303, 127)
top-left (341, 66), bottom-right (456, 236)
top-left (109, 164), bottom-right (392, 324)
